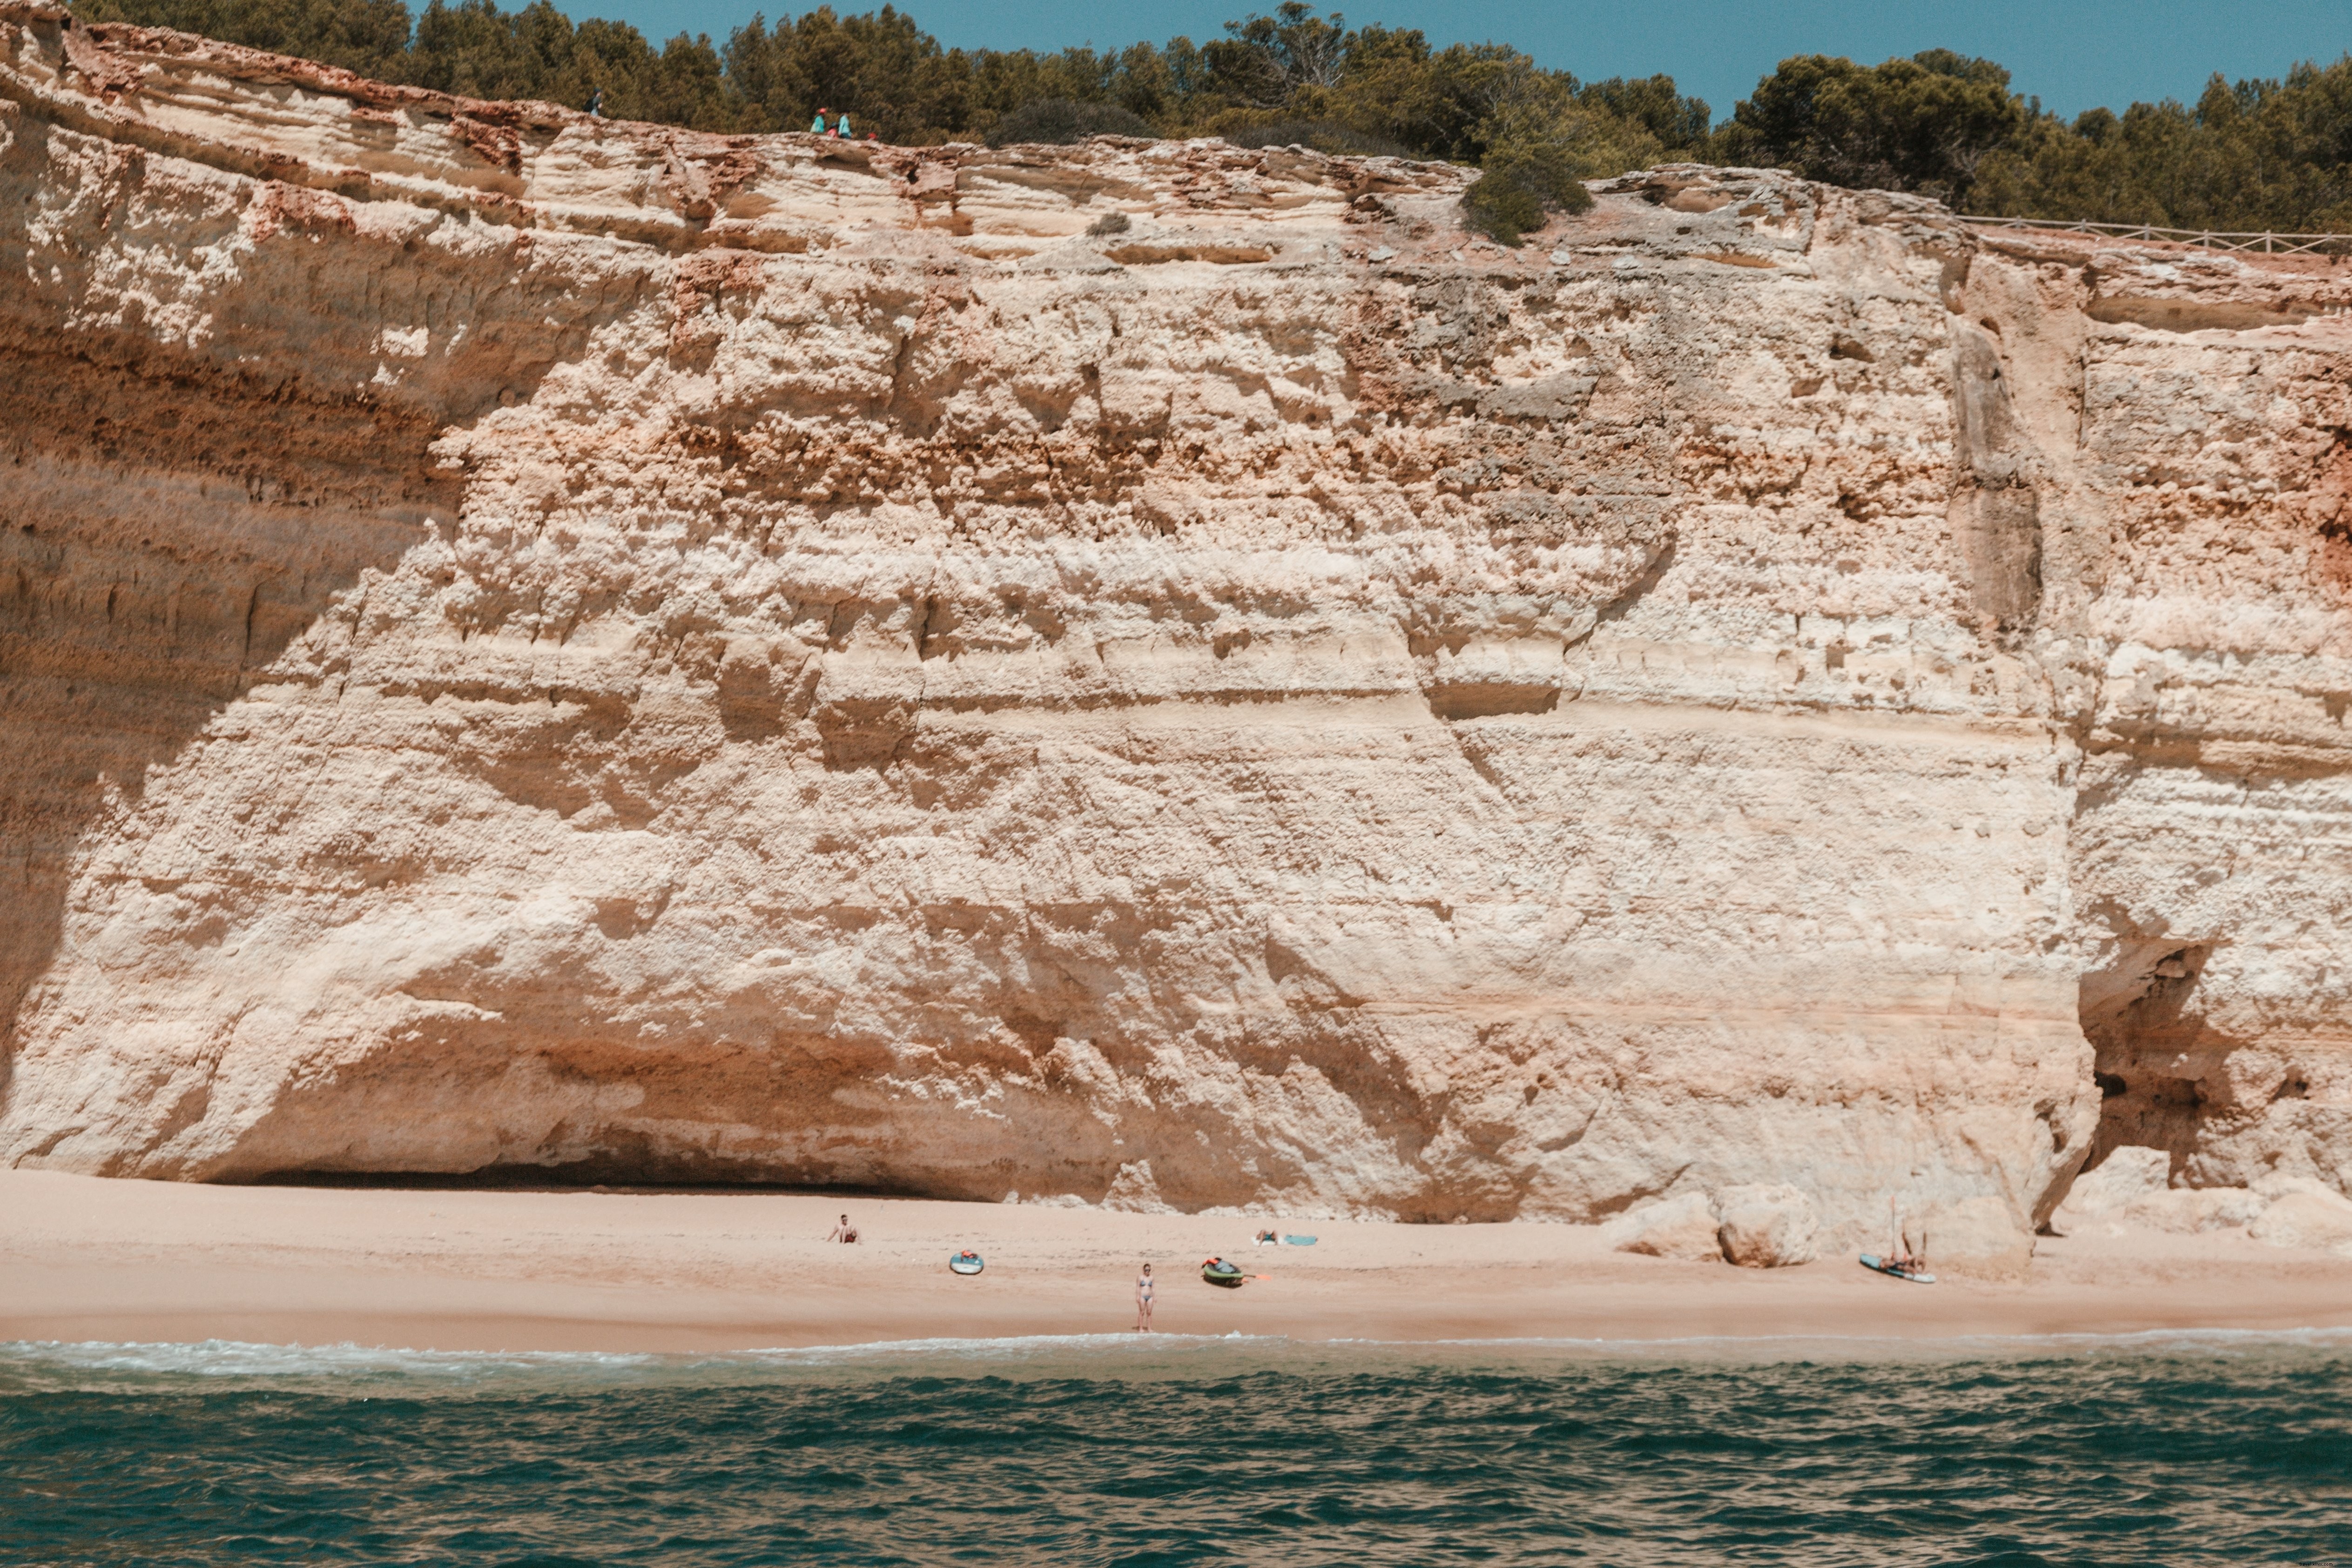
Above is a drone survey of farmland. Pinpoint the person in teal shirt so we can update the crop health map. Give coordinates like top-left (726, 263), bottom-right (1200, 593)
top-left (810, 108), bottom-right (829, 134)
top-left (837, 112), bottom-right (851, 138)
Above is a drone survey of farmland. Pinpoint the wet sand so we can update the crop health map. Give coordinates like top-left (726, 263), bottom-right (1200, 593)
top-left (4, 1170), bottom-right (2348, 1353)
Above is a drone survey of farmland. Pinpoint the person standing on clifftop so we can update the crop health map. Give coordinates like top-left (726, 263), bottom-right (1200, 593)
top-left (810, 108), bottom-right (829, 135)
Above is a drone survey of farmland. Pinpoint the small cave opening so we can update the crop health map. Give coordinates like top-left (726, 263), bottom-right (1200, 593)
top-left (2076, 937), bottom-right (2224, 1183)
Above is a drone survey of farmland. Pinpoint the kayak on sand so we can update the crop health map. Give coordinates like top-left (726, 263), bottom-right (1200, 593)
top-left (949, 1250), bottom-right (984, 1275)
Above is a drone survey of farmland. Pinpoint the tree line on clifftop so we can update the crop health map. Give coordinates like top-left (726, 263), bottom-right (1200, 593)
top-left (70, 0), bottom-right (2352, 245)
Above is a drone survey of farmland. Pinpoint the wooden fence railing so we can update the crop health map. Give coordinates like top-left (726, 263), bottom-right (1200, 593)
top-left (1958, 215), bottom-right (2350, 256)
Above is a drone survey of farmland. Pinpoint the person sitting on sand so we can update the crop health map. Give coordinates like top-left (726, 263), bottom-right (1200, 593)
top-left (1886, 1198), bottom-right (1922, 1274)
top-left (827, 1213), bottom-right (860, 1244)
top-left (1135, 1262), bottom-right (1154, 1332)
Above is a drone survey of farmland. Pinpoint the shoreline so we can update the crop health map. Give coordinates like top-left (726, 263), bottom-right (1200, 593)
top-left (7, 1171), bottom-right (2351, 1355)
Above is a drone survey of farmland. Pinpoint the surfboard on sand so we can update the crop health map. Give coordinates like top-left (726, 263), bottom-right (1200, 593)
top-left (1858, 1253), bottom-right (1935, 1284)
top-left (949, 1251), bottom-right (984, 1275)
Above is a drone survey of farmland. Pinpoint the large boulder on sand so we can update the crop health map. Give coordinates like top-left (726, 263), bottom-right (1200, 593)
top-left (1604, 1193), bottom-right (1725, 1261)
top-left (1714, 1184), bottom-right (1819, 1268)
top-left (2122, 1187), bottom-right (2266, 1233)
top-left (1910, 1196), bottom-right (2035, 1280)
top-left (2052, 1149), bottom-right (2283, 1240)
top-left (2049, 1146), bottom-right (2171, 1234)
top-left (2249, 1188), bottom-right (2352, 1254)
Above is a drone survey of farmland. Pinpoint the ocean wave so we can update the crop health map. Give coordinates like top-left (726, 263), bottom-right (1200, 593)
top-left (1324, 1324), bottom-right (2352, 1362)
top-left (0, 1330), bottom-right (1306, 1393)
top-left (8, 1329), bottom-right (2351, 1566)
top-left (7, 1321), bottom-right (2352, 1392)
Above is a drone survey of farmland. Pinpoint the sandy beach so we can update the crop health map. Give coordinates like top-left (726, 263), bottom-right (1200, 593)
top-left (2, 1170), bottom-right (2348, 1353)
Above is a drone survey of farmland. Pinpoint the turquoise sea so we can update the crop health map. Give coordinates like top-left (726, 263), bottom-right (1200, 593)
top-left (2, 1332), bottom-right (2348, 1565)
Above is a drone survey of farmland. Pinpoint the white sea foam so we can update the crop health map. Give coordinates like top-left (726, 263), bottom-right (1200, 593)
top-left (1321, 1325), bottom-right (2352, 1364)
top-left (6, 1323), bottom-right (2350, 1388)
top-left (0, 1331), bottom-right (1302, 1389)
top-left (737, 1330), bottom-right (1287, 1359)
top-left (0, 1337), bottom-right (665, 1379)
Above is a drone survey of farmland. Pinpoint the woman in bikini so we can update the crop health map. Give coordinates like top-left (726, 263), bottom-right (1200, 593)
top-left (1135, 1262), bottom-right (1154, 1332)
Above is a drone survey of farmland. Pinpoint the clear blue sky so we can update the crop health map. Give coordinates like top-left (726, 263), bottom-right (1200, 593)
top-left (552, 0), bottom-right (2352, 124)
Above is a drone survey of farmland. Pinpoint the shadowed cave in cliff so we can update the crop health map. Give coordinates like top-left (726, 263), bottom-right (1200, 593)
top-left (2076, 936), bottom-right (2298, 1188)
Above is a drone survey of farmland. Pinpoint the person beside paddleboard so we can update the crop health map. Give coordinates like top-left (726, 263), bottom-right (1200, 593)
top-left (1860, 1197), bottom-right (1934, 1282)
top-left (1886, 1197), bottom-right (1923, 1272)
top-left (1135, 1262), bottom-right (1154, 1332)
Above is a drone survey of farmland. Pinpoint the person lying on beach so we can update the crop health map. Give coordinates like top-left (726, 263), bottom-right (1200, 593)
top-left (827, 1214), bottom-right (860, 1244)
top-left (1135, 1263), bottom-right (1154, 1332)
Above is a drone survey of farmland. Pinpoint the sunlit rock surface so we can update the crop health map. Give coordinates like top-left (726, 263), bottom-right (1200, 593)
top-left (6, 3), bottom-right (2351, 1256)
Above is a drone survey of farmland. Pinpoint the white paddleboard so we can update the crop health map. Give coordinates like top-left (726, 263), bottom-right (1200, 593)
top-left (1858, 1253), bottom-right (1936, 1284)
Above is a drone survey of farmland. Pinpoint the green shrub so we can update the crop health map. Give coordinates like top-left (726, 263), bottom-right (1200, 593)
top-left (984, 97), bottom-right (1157, 146)
top-left (1223, 118), bottom-right (1415, 158)
top-left (1462, 134), bottom-right (1596, 245)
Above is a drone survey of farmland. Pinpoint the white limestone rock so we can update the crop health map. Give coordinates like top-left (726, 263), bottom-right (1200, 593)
top-left (2120, 1188), bottom-right (2266, 1234)
top-left (1605, 1194), bottom-right (1725, 1262)
top-left (2249, 1189), bottom-right (2352, 1254)
top-left (1714, 1184), bottom-right (1819, 1269)
top-left (2069, 1148), bottom-right (2174, 1212)
top-left (1906, 1195), bottom-right (2035, 1281)
top-left (2049, 1147), bottom-right (2174, 1235)
top-left (1, 9), bottom-right (2350, 1233)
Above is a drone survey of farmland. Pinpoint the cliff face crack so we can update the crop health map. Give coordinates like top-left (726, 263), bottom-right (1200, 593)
top-left (1946, 318), bottom-right (2042, 625)
top-left (1591, 536), bottom-right (1678, 631)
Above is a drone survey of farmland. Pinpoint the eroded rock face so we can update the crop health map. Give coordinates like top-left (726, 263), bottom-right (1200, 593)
top-left (2246, 1189), bottom-right (2352, 1254)
top-left (1714, 1184), bottom-right (1820, 1269)
top-left (1604, 1193), bottom-right (1724, 1261)
top-left (4, 6), bottom-right (2350, 1240)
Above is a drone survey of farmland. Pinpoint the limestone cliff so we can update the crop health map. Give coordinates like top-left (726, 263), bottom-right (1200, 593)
top-left (5, 4), bottom-right (2348, 1262)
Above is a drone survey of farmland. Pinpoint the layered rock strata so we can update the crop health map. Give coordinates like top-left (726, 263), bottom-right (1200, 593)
top-left (5, 5), bottom-right (2350, 1260)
